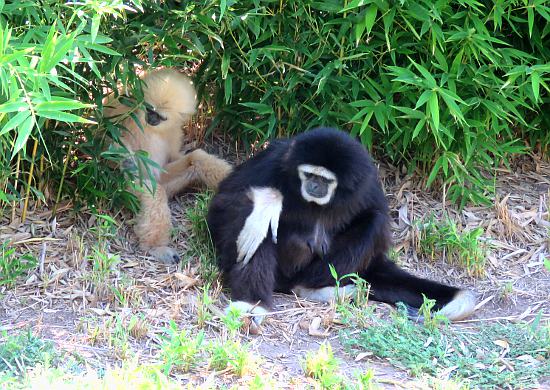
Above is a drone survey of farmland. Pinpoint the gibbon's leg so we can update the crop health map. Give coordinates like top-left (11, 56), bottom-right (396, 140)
top-left (360, 254), bottom-right (476, 321)
top-left (289, 211), bottom-right (476, 321)
top-left (134, 184), bottom-right (180, 264)
top-left (186, 149), bottom-right (232, 189)
top-left (292, 285), bottom-right (358, 303)
top-left (158, 153), bottom-right (195, 198)
top-left (226, 239), bottom-right (277, 326)
top-left (160, 149), bottom-right (232, 198)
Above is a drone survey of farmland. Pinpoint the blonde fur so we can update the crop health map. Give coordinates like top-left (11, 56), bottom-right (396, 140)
top-left (104, 69), bottom-right (232, 264)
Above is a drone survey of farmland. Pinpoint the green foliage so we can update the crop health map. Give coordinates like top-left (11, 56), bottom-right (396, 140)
top-left (158, 321), bottom-right (256, 378)
top-left (0, 0), bottom-right (159, 213)
top-left (303, 342), bottom-right (344, 389)
top-left (222, 305), bottom-right (245, 337)
top-left (182, 0), bottom-right (549, 206)
top-left (209, 339), bottom-right (255, 377)
top-left (159, 321), bottom-right (205, 375)
top-left (0, 330), bottom-right (58, 375)
top-left (341, 306), bottom-right (550, 388)
top-left (418, 294), bottom-right (449, 331)
top-left (1, 0), bottom-right (549, 212)
top-left (0, 241), bottom-right (37, 287)
top-left (415, 213), bottom-right (487, 275)
top-left (1, 360), bottom-right (181, 390)
top-left (196, 282), bottom-right (214, 328)
top-left (184, 191), bottom-right (219, 282)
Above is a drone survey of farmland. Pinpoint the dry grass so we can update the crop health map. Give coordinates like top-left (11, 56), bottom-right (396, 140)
top-left (1, 137), bottom-right (549, 388)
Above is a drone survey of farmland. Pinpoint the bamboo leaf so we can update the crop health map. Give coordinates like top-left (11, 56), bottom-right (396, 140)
top-left (91, 14), bottom-right (101, 43)
top-left (428, 92), bottom-right (439, 131)
top-left (0, 111), bottom-right (30, 136)
top-left (364, 5), bottom-right (377, 36)
top-left (531, 71), bottom-right (540, 102)
top-left (11, 115), bottom-right (35, 158)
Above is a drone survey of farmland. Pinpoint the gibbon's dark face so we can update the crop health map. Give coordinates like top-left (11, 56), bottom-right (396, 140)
top-left (145, 106), bottom-right (167, 126)
top-left (297, 164), bottom-right (338, 205)
top-left (285, 127), bottom-right (376, 206)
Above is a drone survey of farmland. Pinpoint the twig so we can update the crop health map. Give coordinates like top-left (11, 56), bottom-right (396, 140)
top-left (39, 241), bottom-right (47, 275)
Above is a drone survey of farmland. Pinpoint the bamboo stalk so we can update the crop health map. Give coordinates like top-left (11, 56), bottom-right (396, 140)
top-left (10, 153), bottom-right (21, 224)
top-left (21, 137), bottom-right (39, 223)
top-left (52, 143), bottom-right (72, 218)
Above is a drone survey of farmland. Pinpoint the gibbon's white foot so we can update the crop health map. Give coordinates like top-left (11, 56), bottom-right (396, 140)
top-left (236, 187), bottom-right (283, 265)
top-left (226, 300), bottom-right (269, 327)
top-left (293, 285), bottom-right (357, 303)
top-left (437, 289), bottom-right (477, 321)
top-left (148, 246), bottom-right (180, 265)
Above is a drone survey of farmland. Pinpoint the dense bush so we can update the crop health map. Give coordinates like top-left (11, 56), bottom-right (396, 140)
top-left (187, 0), bottom-right (550, 206)
top-left (0, 0), bottom-right (549, 214)
top-left (0, 0), bottom-right (146, 216)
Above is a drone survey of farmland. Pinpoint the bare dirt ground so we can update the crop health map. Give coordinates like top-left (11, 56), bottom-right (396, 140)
top-left (0, 133), bottom-right (549, 388)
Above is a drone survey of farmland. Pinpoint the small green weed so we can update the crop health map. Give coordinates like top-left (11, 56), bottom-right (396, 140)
top-left (341, 307), bottom-right (549, 388)
top-left (209, 339), bottom-right (256, 377)
top-left (418, 295), bottom-right (449, 331)
top-left (4, 360), bottom-right (180, 390)
top-left (0, 330), bottom-right (58, 376)
top-left (0, 241), bottom-right (37, 287)
top-left (159, 321), bottom-right (204, 375)
top-left (329, 264), bottom-right (371, 306)
top-left (248, 373), bottom-right (277, 389)
top-left (196, 282), bottom-right (214, 328)
top-left (329, 265), bottom-right (374, 327)
top-left (354, 369), bottom-right (377, 390)
top-left (303, 342), bottom-right (344, 389)
top-left (86, 247), bottom-right (121, 300)
top-left (88, 213), bottom-right (119, 243)
top-left (184, 192), bottom-right (218, 283)
top-left (82, 313), bottom-right (138, 360)
top-left (221, 305), bottom-right (245, 338)
top-left (111, 275), bottom-right (142, 308)
top-left (415, 213), bottom-right (487, 276)
top-left (84, 213), bottom-right (122, 300)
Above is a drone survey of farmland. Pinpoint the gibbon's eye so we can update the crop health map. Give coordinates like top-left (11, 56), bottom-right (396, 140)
top-left (304, 172), bottom-right (314, 179)
top-left (145, 107), bottom-right (167, 126)
top-left (320, 176), bottom-right (333, 185)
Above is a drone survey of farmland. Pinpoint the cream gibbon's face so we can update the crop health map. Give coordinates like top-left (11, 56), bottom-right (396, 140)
top-left (297, 164), bottom-right (338, 205)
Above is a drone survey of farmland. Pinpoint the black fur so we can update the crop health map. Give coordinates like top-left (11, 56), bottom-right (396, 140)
top-left (207, 127), bottom-right (461, 312)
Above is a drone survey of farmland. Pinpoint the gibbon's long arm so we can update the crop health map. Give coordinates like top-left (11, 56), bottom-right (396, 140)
top-left (236, 187), bottom-right (283, 264)
top-left (293, 210), bottom-right (389, 287)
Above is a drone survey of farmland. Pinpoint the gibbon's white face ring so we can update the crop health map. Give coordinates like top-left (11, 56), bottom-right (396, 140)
top-left (298, 164), bottom-right (338, 205)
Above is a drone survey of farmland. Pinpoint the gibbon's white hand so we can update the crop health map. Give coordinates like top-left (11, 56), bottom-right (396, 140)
top-left (236, 187), bottom-right (283, 265)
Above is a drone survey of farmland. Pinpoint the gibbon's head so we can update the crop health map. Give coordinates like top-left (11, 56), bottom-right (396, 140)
top-left (284, 127), bottom-right (377, 206)
top-left (104, 68), bottom-right (197, 134)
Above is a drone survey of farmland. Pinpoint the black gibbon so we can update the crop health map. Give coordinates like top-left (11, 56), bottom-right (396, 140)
top-left (207, 127), bottom-right (476, 324)
top-left (104, 69), bottom-right (232, 264)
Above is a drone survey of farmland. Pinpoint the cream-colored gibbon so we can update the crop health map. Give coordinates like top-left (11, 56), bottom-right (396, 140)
top-left (104, 69), bottom-right (232, 264)
top-left (207, 128), bottom-right (476, 325)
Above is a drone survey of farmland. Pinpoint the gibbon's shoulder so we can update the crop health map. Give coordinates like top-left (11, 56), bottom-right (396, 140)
top-left (217, 140), bottom-right (291, 192)
top-left (142, 69), bottom-right (197, 116)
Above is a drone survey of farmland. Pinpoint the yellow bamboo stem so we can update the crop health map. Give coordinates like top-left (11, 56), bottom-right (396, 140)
top-left (21, 137), bottom-right (39, 223)
top-left (10, 153), bottom-right (21, 224)
top-left (52, 143), bottom-right (72, 218)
